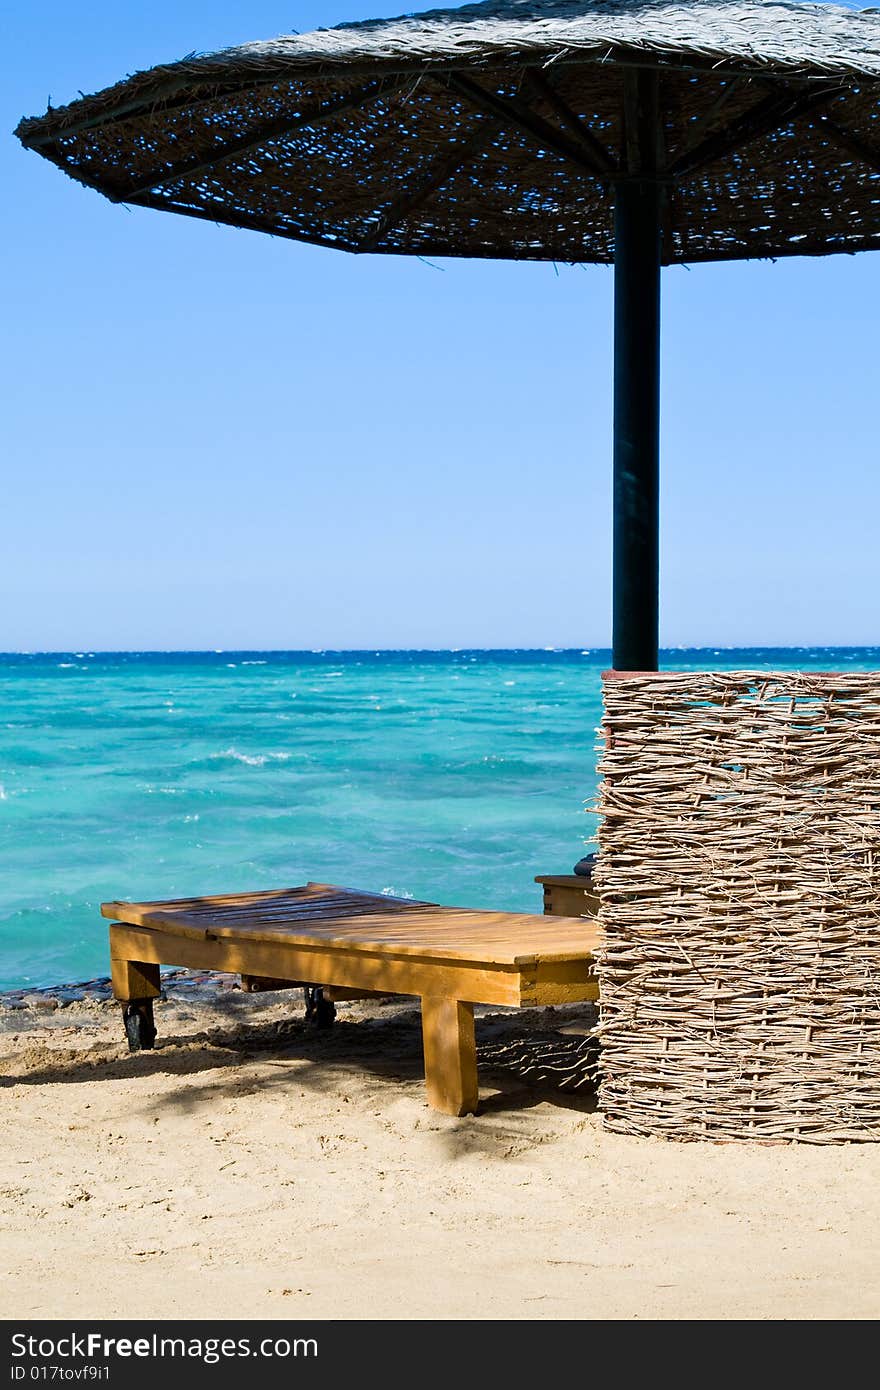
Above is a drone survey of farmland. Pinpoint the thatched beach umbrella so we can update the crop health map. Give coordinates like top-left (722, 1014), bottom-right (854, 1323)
top-left (15, 1), bottom-right (880, 667)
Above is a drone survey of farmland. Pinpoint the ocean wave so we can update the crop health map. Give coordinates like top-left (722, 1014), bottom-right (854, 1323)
top-left (210, 748), bottom-right (292, 767)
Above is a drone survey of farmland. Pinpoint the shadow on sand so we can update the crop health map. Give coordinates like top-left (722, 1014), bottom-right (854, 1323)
top-left (1, 993), bottom-right (600, 1127)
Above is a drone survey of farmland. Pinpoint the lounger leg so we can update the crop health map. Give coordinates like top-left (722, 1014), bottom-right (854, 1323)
top-left (420, 996), bottom-right (478, 1117)
top-left (304, 985), bottom-right (336, 1027)
top-left (111, 950), bottom-right (161, 1052)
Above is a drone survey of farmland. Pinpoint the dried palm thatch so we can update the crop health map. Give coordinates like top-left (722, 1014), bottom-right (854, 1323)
top-left (593, 670), bottom-right (880, 1143)
top-left (14, 1), bottom-right (880, 265)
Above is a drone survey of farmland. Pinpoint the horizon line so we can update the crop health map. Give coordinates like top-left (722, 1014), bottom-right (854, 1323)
top-left (3, 645), bottom-right (880, 657)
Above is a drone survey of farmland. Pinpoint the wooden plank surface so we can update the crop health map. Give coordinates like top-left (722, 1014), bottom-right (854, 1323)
top-left (520, 957), bottom-right (600, 1006)
top-left (534, 875), bottom-right (594, 888)
top-left (102, 882), bottom-right (602, 968)
top-left (535, 875), bottom-right (600, 921)
top-left (100, 883), bottom-right (435, 941)
top-left (107, 924), bottom-right (529, 1007)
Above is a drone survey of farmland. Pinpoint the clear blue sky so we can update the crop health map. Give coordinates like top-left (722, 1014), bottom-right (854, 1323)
top-left (4, 1), bottom-right (877, 651)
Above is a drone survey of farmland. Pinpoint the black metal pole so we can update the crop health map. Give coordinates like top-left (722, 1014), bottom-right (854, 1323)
top-left (612, 71), bottom-right (662, 672)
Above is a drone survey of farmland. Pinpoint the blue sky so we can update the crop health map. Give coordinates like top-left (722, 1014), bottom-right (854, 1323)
top-left (3, 1), bottom-right (878, 650)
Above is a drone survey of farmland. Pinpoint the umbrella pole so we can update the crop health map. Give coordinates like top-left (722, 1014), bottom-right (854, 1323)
top-left (612, 72), bottom-right (662, 672)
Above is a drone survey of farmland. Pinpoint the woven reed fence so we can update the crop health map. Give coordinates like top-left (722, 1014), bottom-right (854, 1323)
top-left (592, 671), bottom-right (880, 1143)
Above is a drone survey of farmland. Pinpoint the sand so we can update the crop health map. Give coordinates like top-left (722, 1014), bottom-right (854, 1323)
top-left (1, 978), bottom-right (879, 1321)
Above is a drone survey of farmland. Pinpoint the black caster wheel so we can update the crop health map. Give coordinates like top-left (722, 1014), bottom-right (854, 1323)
top-left (122, 999), bottom-right (157, 1051)
top-left (304, 985), bottom-right (336, 1029)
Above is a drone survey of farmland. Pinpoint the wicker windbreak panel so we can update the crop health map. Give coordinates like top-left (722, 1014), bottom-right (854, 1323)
top-left (593, 671), bottom-right (880, 1143)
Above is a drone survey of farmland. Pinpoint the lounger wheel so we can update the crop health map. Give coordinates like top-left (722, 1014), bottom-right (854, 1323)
top-left (303, 985), bottom-right (336, 1028)
top-left (122, 999), bottom-right (157, 1051)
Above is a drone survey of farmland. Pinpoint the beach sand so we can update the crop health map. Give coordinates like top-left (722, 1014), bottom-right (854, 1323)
top-left (1, 977), bottom-right (878, 1321)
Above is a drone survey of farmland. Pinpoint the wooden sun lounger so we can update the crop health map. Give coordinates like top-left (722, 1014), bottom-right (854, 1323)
top-left (102, 882), bottom-right (602, 1115)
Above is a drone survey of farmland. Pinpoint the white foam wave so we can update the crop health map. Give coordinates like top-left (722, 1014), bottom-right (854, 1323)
top-left (213, 748), bottom-right (291, 767)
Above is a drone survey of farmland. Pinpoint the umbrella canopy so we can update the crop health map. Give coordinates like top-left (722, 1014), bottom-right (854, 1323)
top-left (15, 0), bottom-right (880, 665)
top-left (15, 0), bottom-right (880, 264)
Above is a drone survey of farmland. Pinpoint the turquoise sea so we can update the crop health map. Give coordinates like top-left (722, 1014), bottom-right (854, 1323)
top-left (2, 647), bottom-right (878, 991)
